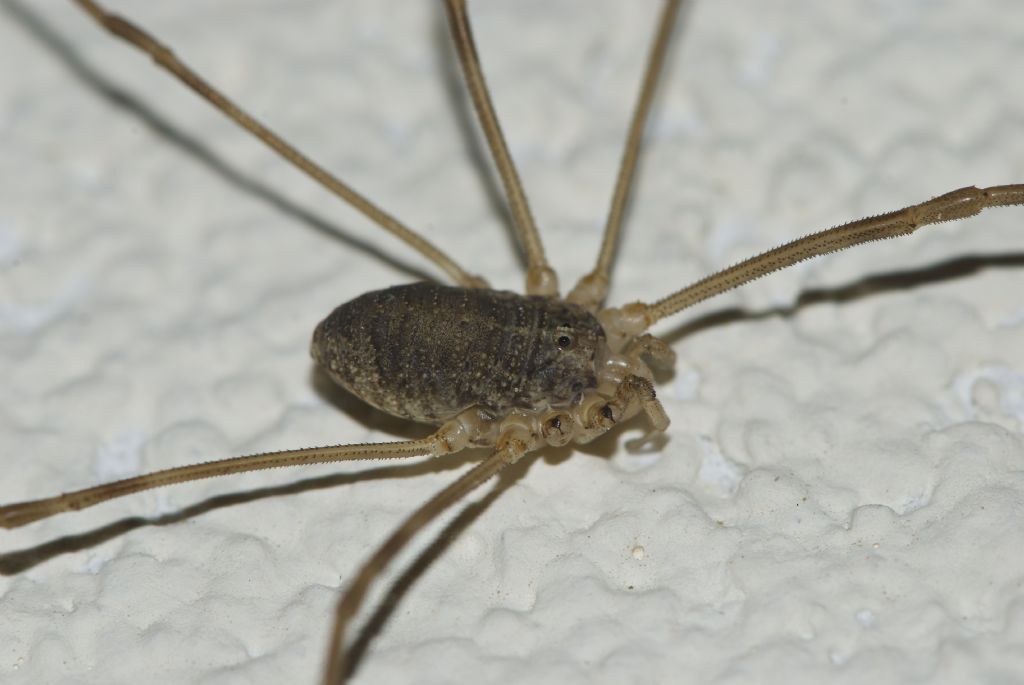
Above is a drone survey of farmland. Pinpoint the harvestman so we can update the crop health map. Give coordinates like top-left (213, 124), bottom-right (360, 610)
top-left (2, 0), bottom-right (1023, 682)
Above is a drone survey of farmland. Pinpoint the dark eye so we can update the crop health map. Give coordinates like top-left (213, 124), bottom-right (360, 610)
top-left (556, 334), bottom-right (573, 350)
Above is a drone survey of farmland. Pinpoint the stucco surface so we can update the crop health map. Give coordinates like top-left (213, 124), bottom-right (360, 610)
top-left (2, 1), bottom-right (1024, 683)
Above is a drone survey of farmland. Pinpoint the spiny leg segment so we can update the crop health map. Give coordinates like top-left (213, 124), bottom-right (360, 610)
top-left (323, 437), bottom-right (526, 684)
top-left (568, 0), bottom-right (683, 309)
top-left (0, 425), bottom-right (473, 530)
top-left (71, 0), bottom-right (485, 289)
top-left (615, 184), bottom-right (1024, 333)
top-left (444, 0), bottom-right (557, 296)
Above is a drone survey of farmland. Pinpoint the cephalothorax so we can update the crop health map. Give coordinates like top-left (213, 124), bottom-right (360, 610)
top-left (2, 1), bottom-right (1023, 684)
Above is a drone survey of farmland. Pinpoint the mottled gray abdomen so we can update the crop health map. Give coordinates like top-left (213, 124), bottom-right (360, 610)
top-left (311, 282), bottom-right (606, 423)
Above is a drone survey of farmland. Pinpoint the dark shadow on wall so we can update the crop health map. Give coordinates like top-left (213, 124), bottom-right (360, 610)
top-left (662, 252), bottom-right (1024, 345)
top-left (2, 0), bottom-right (437, 284)
top-left (0, 449), bottom-right (484, 575)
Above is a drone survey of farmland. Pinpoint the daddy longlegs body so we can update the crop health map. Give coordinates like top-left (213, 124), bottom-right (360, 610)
top-left (3, 0), bottom-right (1024, 683)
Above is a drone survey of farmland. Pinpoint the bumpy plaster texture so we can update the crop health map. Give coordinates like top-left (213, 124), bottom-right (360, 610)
top-left (2, 1), bottom-right (1024, 683)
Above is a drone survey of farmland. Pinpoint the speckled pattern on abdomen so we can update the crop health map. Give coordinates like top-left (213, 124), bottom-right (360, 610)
top-left (311, 282), bottom-right (603, 422)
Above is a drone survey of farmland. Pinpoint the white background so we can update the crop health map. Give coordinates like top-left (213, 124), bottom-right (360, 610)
top-left (2, 0), bottom-right (1024, 683)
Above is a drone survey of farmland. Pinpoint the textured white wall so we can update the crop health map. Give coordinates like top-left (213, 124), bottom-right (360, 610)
top-left (2, 1), bottom-right (1024, 683)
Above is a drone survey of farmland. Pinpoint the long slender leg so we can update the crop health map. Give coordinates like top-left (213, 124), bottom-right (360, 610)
top-left (567, 0), bottom-right (683, 309)
top-left (322, 436), bottom-right (528, 684)
top-left (71, 0), bottom-right (485, 289)
top-left (614, 185), bottom-right (1024, 331)
top-left (444, 0), bottom-right (557, 296)
top-left (0, 423), bottom-right (471, 529)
